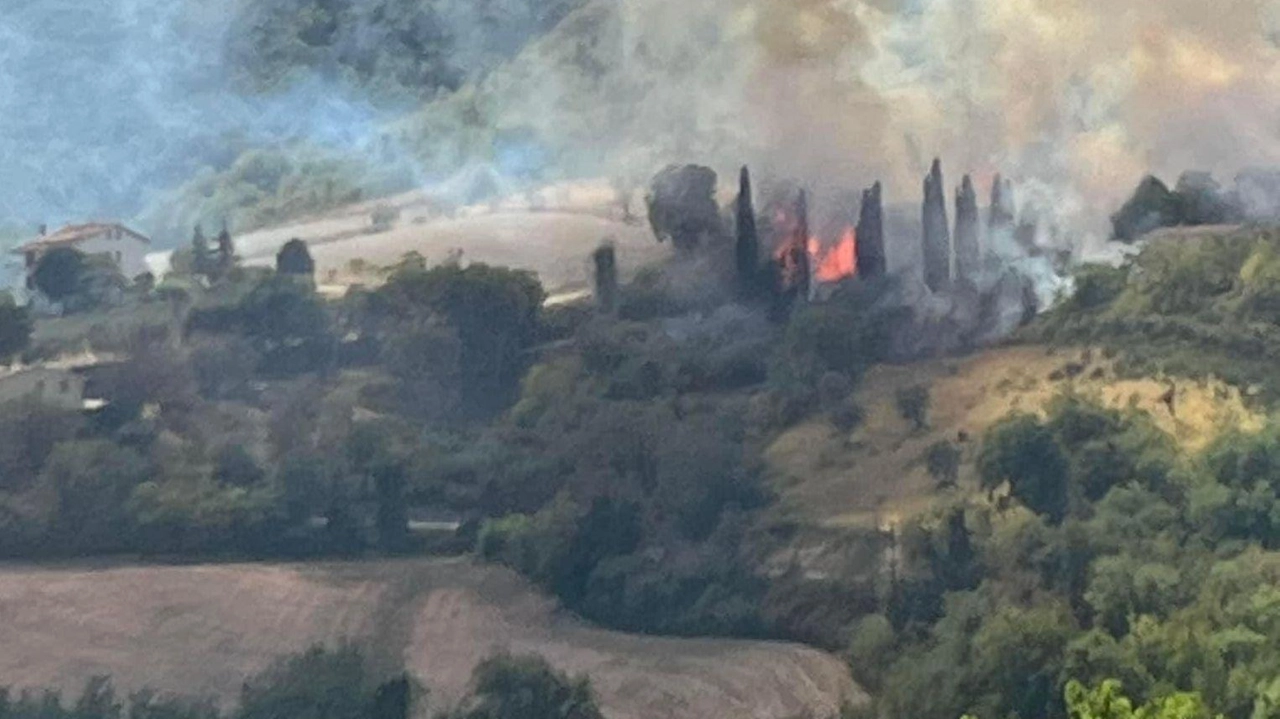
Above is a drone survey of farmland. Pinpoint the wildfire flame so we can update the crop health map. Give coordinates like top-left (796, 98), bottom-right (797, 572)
top-left (810, 226), bottom-right (857, 283)
top-left (772, 206), bottom-right (857, 287)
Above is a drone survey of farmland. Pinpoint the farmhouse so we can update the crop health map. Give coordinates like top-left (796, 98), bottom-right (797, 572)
top-left (13, 222), bottom-right (151, 289)
top-left (0, 351), bottom-right (120, 411)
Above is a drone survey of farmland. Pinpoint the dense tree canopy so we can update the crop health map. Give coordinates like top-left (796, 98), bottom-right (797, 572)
top-left (276, 239), bottom-right (316, 277)
top-left (32, 247), bottom-right (86, 302)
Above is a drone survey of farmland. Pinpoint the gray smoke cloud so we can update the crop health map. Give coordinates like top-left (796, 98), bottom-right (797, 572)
top-left (0, 0), bottom-right (409, 232)
top-left (442, 0), bottom-right (1280, 249)
top-left (3, 0), bottom-right (1278, 252)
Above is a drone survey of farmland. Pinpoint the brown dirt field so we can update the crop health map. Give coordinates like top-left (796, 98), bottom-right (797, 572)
top-left (233, 182), bottom-right (669, 294)
top-left (0, 558), bottom-right (860, 719)
top-left (768, 344), bottom-right (1263, 529)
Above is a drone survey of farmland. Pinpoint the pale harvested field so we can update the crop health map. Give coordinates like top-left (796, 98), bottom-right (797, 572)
top-left (233, 182), bottom-right (668, 293)
top-left (768, 344), bottom-right (1264, 528)
top-left (0, 558), bottom-right (859, 719)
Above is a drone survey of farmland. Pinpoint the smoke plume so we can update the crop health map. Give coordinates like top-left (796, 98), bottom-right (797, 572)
top-left (2, 0), bottom-right (1278, 254)
top-left (459, 0), bottom-right (1280, 247)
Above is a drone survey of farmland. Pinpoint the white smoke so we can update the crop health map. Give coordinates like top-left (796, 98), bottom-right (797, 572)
top-left (3, 0), bottom-right (1278, 251)
top-left (438, 0), bottom-right (1280, 245)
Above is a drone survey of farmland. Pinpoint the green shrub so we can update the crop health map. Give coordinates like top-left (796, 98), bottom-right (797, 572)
top-left (896, 384), bottom-right (931, 431)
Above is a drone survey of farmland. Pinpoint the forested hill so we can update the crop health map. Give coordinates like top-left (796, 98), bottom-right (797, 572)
top-left (0, 0), bottom-right (584, 240)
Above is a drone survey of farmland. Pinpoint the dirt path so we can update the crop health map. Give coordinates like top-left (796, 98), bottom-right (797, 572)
top-left (0, 558), bottom-right (860, 719)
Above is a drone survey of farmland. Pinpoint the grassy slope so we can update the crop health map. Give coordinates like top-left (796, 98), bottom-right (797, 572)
top-left (768, 344), bottom-right (1263, 529)
top-left (0, 558), bottom-right (860, 719)
top-left (231, 180), bottom-right (666, 295)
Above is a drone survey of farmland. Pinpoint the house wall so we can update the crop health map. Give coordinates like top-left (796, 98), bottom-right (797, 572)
top-left (68, 230), bottom-right (149, 280)
top-left (0, 367), bottom-right (85, 410)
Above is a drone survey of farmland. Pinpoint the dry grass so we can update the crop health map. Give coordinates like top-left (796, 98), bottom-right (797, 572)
top-left (233, 181), bottom-right (669, 295)
top-left (0, 558), bottom-right (860, 719)
top-left (768, 344), bottom-right (1264, 528)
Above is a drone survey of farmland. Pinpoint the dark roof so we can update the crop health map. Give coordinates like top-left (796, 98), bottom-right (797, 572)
top-left (14, 223), bottom-right (150, 253)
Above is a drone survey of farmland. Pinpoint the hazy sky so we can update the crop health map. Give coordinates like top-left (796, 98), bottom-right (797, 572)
top-left (2, 0), bottom-right (1278, 245)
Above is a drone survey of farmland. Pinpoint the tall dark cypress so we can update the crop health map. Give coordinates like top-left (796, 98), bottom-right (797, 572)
top-left (192, 224), bottom-right (213, 277)
top-left (989, 173), bottom-right (1015, 238)
top-left (922, 159), bottom-right (952, 292)
top-left (592, 242), bottom-right (618, 314)
top-left (791, 189), bottom-right (811, 302)
top-left (856, 181), bottom-right (886, 278)
top-left (215, 221), bottom-right (235, 276)
top-left (735, 166), bottom-right (760, 298)
top-left (954, 174), bottom-right (981, 283)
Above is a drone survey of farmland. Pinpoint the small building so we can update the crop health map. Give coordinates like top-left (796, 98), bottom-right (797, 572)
top-left (0, 366), bottom-right (87, 411)
top-left (13, 222), bottom-right (151, 289)
top-left (0, 351), bottom-right (121, 412)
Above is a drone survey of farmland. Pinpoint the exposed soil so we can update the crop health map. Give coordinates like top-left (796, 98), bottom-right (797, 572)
top-left (0, 557), bottom-right (860, 719)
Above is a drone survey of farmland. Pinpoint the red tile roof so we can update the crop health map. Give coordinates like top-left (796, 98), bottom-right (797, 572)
top-left (14, 223), bottom-right (150, 254)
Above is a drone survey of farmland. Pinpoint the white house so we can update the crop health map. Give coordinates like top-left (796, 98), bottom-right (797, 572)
top-left (13, 222), bottom-right (151, 289)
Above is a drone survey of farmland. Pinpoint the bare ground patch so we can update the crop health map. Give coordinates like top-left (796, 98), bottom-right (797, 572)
top-left (768, 344), bottom-right (1264, 529)
top-left (0, 558), bottom-right (859, 719)
top-left (232, 182), bottom-right (669, 295)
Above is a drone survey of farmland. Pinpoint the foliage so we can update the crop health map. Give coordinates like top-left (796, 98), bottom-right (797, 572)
top-left (979, 413), bottom-right (1071, 523)
top-left (237, 645), bottom-right (372, 719)
top-left (276, 239), bottom-right (316, 277)
top-left (1031, 227), bottom-right (1280, 402)
top-left (1112, 176), bottom-right (1181, 242)
top-left (441, 653), bottom-right (603, 719)
top-left (43, 440), bottom-right (150, 553)
top-left (1111, 172), bottom-right (1240, 242)
top-left (187, 273), bottom-right (334, 376)
top-left (0, 678), bottom-right (218, 719)
top-left (1061, 680), bottom-right (1220, 719)
top-left (0, 293), bottom-right (32, 363)
top-left (143, 145), bottom-right (412, 244)
top-left (925, 441), bottom-right (962, 487)
top-left (224, 0), bottom-right (582, 103)
top-left (371, 262), bottom-right (545, 417)
top-left (0, 645), bottom-right (425, 719)
top-left (645, 165), bottom-right (723, 253)
top-left (896, 384), bottom-right (931, 432)
top-left (32, 248), bottom-right (86, 302)
top-left (781, 281), bottom-right (907, 384)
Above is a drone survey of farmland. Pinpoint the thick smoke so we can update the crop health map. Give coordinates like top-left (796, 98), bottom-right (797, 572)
top-left (457, 0), bottom-right (1280, 247)
top-left (0, 1), bottom-right (406, 231)
top-left (0, 0), bottom-right (566, 237)
top-left (3, 0), bottom-right (1278, 254)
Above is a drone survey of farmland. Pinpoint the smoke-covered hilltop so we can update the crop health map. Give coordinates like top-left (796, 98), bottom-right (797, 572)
top-left (392, 0), bottom-right (1280, 246)
top-left (0, 0), bottom-right (581, 240)
top-left (4, 0), bottom-right (1280, 248)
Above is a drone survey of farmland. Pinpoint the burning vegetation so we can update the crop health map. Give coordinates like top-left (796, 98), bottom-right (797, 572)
top-left (630, 158), bottom-right (1058, 358)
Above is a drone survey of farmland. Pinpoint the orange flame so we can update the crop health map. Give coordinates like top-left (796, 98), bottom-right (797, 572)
top-left (809, 226), bottom-right (858, 283)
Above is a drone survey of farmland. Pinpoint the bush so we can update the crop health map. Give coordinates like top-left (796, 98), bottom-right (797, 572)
top-left (238, 645), bottom-right (372, 719)
top-left (276, 239), bottom-right (315, 277)
top-left (43, 440), bottom-right (150, 553)
top-left (925, 441), bottom-right (961, 487)
top-left (978, 414), bottom-right (1070, 523)
top-left (1111, 176), bottom-right (1180, 242)
top-left (896, 384), bottom-right (931, 431)
top-left (374, 262), bottom-right (545, 417)
top-left (32, 248), bottom-right (87, 303)
top-left (645, 165), bottom-right (723, 253)
top-left (0, 292), bottom-right (32, 363)
top-left (441, 653), bottom-right (603, 719)
top-left (848, 614), bottom-right (898, 691)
